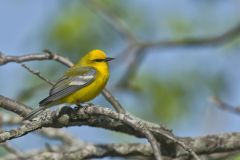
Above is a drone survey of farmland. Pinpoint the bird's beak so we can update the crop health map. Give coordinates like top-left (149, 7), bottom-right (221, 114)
top-left (105, 57), bottom-right (115, 62)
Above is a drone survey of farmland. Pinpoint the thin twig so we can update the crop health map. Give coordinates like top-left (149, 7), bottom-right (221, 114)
top-left (144, 130), bottom-right (162, 160)
top-left (102, 88), bottom-right (126, 113)
top-left (21, 64), bottom-right (54, 85)
top-left (117, 46), bottom-right (145, 88)
top-left (141, 23), bottom-right (240, 49)
top-left (211, 96), bottom-right (240, 115)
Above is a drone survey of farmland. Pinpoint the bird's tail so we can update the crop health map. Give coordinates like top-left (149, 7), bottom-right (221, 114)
top-left (23, 107), bottom-right (45, 120)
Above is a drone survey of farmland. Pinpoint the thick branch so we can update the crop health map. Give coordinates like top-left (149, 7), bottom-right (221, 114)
top-left (2, 143), bottom-right (153, 160)
top-left (0, 95), bottom-right (31, 117)
top-left (0, 98), bottom-right (78, 146)
top-left (1, 101), bottom-right (240, 158)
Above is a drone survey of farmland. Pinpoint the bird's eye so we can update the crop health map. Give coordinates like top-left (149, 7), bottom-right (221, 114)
top-left (93, 59), bottom-right (104, 62)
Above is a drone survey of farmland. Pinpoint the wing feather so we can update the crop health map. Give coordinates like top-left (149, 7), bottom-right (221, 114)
top-left (39, 67), bottom-right (96, 106)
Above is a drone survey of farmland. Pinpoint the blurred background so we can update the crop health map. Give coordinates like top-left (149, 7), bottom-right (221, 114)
top-left (0, 0), bottom-right (240, 159)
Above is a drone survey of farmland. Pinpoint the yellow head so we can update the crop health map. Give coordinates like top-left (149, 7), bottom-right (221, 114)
top-left (78, 49), bottom-right (114, 68)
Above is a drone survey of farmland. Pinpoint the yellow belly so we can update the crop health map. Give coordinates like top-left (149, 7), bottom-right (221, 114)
top-left (59, 72), bottom-right (109, 104)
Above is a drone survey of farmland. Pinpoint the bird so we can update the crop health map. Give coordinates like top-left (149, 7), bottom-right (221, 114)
top-left (24, 49), bottom-right (114, 120)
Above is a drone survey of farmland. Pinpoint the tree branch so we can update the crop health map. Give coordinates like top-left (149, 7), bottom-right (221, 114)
top-left (0, 50), bottom-right (73, 67)
top-left (211, 96), bottom-right (240, 115)
top-left (0, 95), bottom-right (31, 117)
top-left (2, 143), bottom-right (153, 160)
top-left (1, 103), bottom-right (240, 158)
top-left (101, 88), bottom-right (126, 113)
top-left (142, 23), bottom-right (240, 49)
top-left (117, 23), bottom-right (240, 88)
top-left (21, 64), bottom-right (54, 86)
top-left (0, 97), bottom-right (79, 146)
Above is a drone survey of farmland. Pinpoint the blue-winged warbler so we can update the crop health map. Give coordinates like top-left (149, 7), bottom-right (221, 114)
top-left (24, 49), bottom-right (114, 120)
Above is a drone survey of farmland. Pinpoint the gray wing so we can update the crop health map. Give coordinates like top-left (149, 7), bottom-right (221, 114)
top-left (39, 67), bottom-right (96, 106)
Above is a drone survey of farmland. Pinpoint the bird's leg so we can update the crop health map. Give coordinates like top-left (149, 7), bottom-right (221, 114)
top-left (74, 101), bottom-right (94, 111)
top-left (74, 100), bottom-right (84, 110)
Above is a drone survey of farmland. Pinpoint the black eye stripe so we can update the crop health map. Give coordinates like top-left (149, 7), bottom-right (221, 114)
top-left (93, 59), bottom-right (105, 62)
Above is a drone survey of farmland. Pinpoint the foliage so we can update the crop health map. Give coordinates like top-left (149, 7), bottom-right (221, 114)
top-left (136, 71), bottom-right (227, 123)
